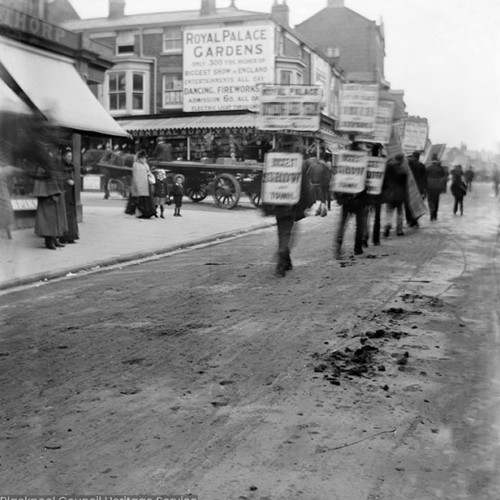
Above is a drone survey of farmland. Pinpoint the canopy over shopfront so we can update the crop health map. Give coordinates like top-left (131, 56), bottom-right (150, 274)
top-left (0, 35), bottom-right (128, 138)
top-left (117, 113), bottom-right (257, 136)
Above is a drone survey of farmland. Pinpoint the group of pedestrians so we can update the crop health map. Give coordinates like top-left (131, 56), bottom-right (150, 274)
top-left (126, 150), bottom-right (184, 219)
top-left (263, 142), bottom-right (481, 277)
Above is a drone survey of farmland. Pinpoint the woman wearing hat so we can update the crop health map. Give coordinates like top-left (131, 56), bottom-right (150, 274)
top-left (131, 150), bottom-right (156, 219)
top-left (32, 142), bottom-right (68, 249)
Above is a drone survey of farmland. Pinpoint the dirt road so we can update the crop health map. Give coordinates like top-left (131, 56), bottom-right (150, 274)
top-left (1, 185), bottom-right (499, 499)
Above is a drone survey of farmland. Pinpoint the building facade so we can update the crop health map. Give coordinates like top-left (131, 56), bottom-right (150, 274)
top-left (0, 0), bottom-right (128, 227)
top-left (60, 0), bottom-right (344, 159)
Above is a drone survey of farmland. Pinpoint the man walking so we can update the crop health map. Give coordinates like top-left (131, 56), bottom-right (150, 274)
top-left (426, 154), bottom-right (447, 221)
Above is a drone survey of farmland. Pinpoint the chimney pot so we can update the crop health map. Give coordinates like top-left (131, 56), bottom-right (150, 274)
top-left (109, 0), bottom-right (125, 19)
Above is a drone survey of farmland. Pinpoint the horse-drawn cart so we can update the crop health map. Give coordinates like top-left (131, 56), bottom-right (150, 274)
top-left (84, 149), bottom-right (264, 209)
top-left (149, 159), bottom-right (264, 209)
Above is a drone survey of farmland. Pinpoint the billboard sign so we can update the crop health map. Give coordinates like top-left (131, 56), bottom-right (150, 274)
top-left (333, 150), bottom-right (368, 194)
top-left (365, 157), bottom-right (386, 195)
top-left (256, 85), bottom-right (323, 132)
top-left (402, 117), bottom-right (428, 154)
top-left (261, 152), bottom-right (303, 205)
top-left (338, 83), bottom-right (379, 134)
top-left (183, 24), bottom-right (275, 112)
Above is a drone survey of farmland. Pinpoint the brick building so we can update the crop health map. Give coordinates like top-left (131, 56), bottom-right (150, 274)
top-left (295, 0), bottom-right (386, 86)
top-left (60, 0), bottom-right (344, 159)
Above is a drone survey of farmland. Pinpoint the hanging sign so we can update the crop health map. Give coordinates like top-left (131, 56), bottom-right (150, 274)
top-left (256, 84), bottom-right (322, 132)
top-left (365, 157), bottom-right (386, 195)
top-left (333, 151), bottom-right (368, 194)
top-left (261, 152), bottom-right (303, 205)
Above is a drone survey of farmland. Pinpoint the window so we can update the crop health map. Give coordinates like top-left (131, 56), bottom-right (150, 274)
top-left (280, 70), bottom-right (292, 85)
top-left (116, 31), bottom-right (135, 55)
top-left (106, 67), bottom-right (149, 114)
top-left (162, 74), bottom-right (183, 108)
top-left (163, 28), bottom-right (182, 52)
top-left (109, 72), bottom-right (126, 110)
top-left (132, 73), bottom-right (144, 110)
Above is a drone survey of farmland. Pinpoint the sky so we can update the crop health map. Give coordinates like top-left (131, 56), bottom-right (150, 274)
top-left (67, 0), bottom-right (500, 153)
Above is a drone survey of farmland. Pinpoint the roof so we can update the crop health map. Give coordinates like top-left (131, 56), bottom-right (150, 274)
top-left (61, 7), bottom-right (267, 31)
top-left (117, 113), bottom-right (257, 134)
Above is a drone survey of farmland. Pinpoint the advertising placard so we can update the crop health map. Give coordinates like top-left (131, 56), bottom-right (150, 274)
top-left (261, 152), bottom-right (303, 205)
top-left (402, 117), bottom-right (428, 154)
top-left (183, 24), bottom-right (275, 112)
top-left (333, 151), bottom-right (368, 194)
top-left (356, 100), bottom-right (395, 144)
top-left (365, 157), bottom-right (386, 195)
top-left (256, 85), bottom-right (323, 132)
top-left (337, 84), bottom-right (379, 133)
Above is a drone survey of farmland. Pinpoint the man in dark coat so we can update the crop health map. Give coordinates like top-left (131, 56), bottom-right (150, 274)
top-left (305, 152), bottom-right (330, 216)
top-left (426, 154), bottom-right (447, 221)
top-left (464, 165), bottom-right (475, 192)
top-left (262, 150), bottom-right (315, 276)
top-left (383, 153), bottom-right (407, 237)
top-left (150, 137), bottom-right (173, 162)
top-left (406, 151), bottom-right (427, 227)
top-left (408, 151), bottom-right (427, 197)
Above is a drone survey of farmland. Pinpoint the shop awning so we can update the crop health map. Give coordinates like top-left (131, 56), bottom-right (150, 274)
top-left (0, 36), bottom-right (128, 138)
top-left (117, 113), bottom-right (257, 134)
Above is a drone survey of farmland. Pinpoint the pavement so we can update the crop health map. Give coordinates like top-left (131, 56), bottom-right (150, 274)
top-left (0, 191), bottom-right (275, 291)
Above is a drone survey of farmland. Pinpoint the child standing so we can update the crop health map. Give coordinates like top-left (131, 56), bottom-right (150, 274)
top-left (153, 169), bottom-right (169, 218)
top-left (171, 174), bottom-right (184, 217)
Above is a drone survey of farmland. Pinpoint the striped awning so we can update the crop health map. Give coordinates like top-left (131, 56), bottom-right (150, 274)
top-left (117, 113), bottom-right (257, 134)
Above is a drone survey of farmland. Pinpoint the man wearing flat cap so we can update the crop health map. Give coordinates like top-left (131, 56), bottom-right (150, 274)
top-left (151, 137), bottom-right (173, 162)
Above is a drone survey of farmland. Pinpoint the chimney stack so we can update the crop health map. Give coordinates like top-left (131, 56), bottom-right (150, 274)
top-left (109, 0), bottom-right (125, 19)
top-left (271, 0), bottom-right (289, 26)
top-left (200, 0), bottom-right (217, 16)
top-left (327, 0), bottom-right (344, 7)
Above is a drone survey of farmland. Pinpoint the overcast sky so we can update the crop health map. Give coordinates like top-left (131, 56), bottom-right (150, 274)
top-left (67, 0), bottom-right (500, 153)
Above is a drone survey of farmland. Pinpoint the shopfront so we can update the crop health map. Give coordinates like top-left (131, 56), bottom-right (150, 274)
top-left (0, 6), bottom-right (129, 230)
top-left (117, 112), bottom-right (274, 164)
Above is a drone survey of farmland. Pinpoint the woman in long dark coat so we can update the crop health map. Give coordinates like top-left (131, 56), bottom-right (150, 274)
top-left (60, 148), bottom-right (79, 243)
top-left (33, 144), bottom-right (68, 249)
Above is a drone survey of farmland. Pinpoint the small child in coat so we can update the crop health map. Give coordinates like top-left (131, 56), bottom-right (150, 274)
top-left (153, 169), bottom-right (169, 218)
top-left (171, 175), bottom-right (184, 217)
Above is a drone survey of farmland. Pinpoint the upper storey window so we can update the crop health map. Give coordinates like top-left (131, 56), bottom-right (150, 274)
top-left (116, 31), bottom-right (135, 55)
top-left (163, 28), bottom-right (182, 52)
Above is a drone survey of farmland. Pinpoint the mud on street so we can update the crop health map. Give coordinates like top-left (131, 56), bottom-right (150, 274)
top-left (1, 185), bottom-right (500, 499)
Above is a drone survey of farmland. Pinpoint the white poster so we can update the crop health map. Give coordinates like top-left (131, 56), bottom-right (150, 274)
top-left (338, 83), bottom-right (379, 133)
top-left (261, 152), bottom-right (303, 205)
top-left (357, 100), bottom-right (394, 144)
top-left (365, 157), bottom-right (386, 195)
top-left (402, 118), bottom-right (428, 154)
top-left (333, 151), bottom-right (368, 194)
top-left (183, 24), bottom-right (275, 112)
top-left (256, 85), bottom-right (323, 132)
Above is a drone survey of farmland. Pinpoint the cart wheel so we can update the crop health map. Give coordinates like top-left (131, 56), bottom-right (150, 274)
top-left (248, 190), bottom-right (262, 207)
top-left (186, 185), bottom-right (208, 202)
top-left (212, 173), bottom-right (241, 209)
